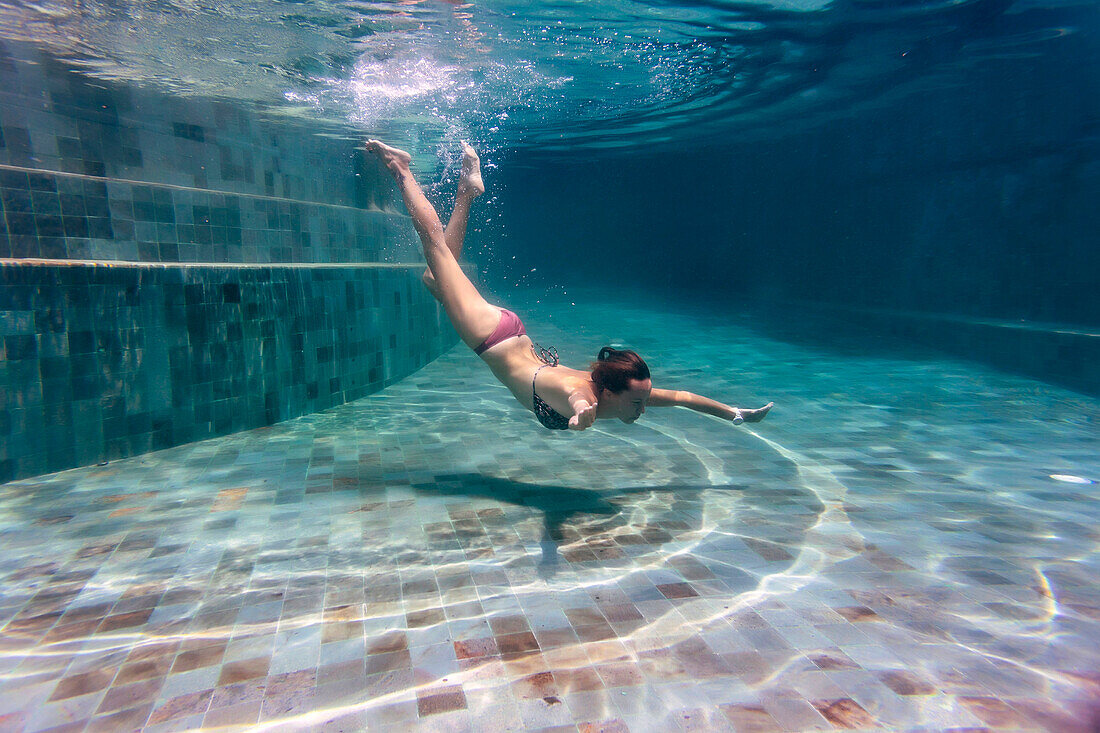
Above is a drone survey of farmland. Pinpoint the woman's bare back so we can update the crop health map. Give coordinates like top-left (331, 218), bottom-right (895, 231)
top-left (477, 329), bottom-right (594, 416)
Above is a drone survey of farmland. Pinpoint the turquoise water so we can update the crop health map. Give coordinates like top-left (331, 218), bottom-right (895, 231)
top-left (1, 0), bottom-right (1091, 155)
top-left (2, 0), bottom-right (1099, 729)
top-left (2, 291), bottom-right (1098, 730)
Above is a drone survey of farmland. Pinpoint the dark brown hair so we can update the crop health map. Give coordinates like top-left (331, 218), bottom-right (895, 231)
top-left (590, 347), bottom-right (650, 395)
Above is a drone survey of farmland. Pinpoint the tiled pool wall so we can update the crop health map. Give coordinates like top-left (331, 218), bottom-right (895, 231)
top-left (0, 39), bottom-right (412, 264)
top-left (0, 41), bottom-right (459, 482)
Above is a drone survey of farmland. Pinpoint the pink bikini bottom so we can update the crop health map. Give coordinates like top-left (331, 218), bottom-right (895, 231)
top-left (473, 308), bottom-right (526, 355)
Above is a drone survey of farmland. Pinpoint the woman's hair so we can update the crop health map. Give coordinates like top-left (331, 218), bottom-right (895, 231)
top-left (590, 347), bottom-right (650, 394)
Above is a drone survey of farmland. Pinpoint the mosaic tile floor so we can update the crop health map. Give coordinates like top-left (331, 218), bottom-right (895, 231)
top-left (2, 291), bottom-right (1099, 732)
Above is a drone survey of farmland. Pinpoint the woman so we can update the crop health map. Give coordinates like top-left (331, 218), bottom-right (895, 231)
top-left (366, 140), bottom-right (773, 431)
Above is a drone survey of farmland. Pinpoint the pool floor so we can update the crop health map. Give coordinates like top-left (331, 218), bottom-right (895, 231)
top-left (2, 292), bottom-right (1098, 732)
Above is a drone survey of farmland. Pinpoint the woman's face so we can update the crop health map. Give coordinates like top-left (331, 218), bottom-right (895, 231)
top-left (603, 378), bottom-right (652, 423)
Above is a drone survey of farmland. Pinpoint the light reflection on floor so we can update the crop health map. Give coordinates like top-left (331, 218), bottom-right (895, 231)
top-left (1, 293), bottom-right (1098, 732)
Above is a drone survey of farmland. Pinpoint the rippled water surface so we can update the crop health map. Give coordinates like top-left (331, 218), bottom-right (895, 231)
top-left (0, 0), bottom-right (1091, 152)
top-left (2, 293), bottom-right (1098, 730)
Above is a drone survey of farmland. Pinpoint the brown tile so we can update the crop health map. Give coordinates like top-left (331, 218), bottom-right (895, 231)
top-left (161, 587), bottom-right (203, 605)
top-left (261, 686), bottom-right (316, 719)
top-left (503, 650), bottom-right (550, 675)
top-left (497, 631), bottom-right (540, 655)
top-left (366, 649), bottom-right (412, 675)
top-left (85, 703), bottom-right (153, 732)
top-left (406, 607), bottom-right (446, 627)
top-left (112, 592), bottom-right (163, 614)
top-left (674, 561), bottom-right (717, 581)
top-left (59, 603), bottom-right (112, 623)
top-left (681, 652), bottom-right (733, 679)
top-left (172, 643), bottom-right (226, 673)
top-left (742, 538), bottom-right (794, 562)
top-left (590, 545), bottom-right (625, 560)
top-left (489, 614), bottom-right (531, 635)
top-left (75, 543), bottom-right (117, 559)
top-left (126, 641), bottom-right (181, 663)
top-left (96, 678), bottom-right (164, 715)
top-left (808, 649), bottom-right (860, 671)
top-left (834, 606), bottom-right (880, 622)
top-left (416, 685), bottom-right (467, 716)
top-left (811, 699), bottom-right (877, 728)
top-left (217, 656), bottom-right (271, 686)
top-left (7, 612), bottom-right (62, 634)
top-left (322, 620), bottom-right (363, 643)
top-left (512, 670), bottom-right (558, 699)
top-left (210, 679), bottom-right (267, 709)
top-left (575, 623), bottom-right (616, 642)
top-left (584, 640), bottom-right (631, 664)
top-left (865, 551), bottom-right (914, 571)
top-left (402, 578), bottom-right (438, 596)
top-left (48, 667), bottom-right (117, 701)
top-left (115, 656), bottom-right (174, 685)
top-left (958, 696), bottom-right (1033, 726)
top-left (565, 607), bottom-right (605, 627)
top-left (599, 604), bottom-right (643, 623)
top-left (97, 609), bottom-right (153, 633)
top-left (719, 703), bottom-right (783, 732)
top-left (637, 648), bottom-right (690, 681)
top-left (438, 574), bottom-right (475, 592)
top-left (454, 637), bottom-right (498, 660)
top-left (878, 670), bottom-right (937, 696)
top-left (323, 604), bottom-right (362, 623)
top-left (596, 662), bottom-right (644, 688)
top-left (555, 667), bottom-right (604, 693)
top-left (147, 689), bottom-right (213, 725)
top-left (533, 627), bottom-right (579, 649)
top-left (367, 630), bottom-right (407, 654)
top-left (265, 669), bottom-right (317, 697)
top-left (656, 583), bottom-right (699, 600)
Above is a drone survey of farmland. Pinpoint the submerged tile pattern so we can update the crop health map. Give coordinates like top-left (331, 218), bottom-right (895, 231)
top-left (0, 39), bottom-right (464, 481)
top-left (0, 38), bottom-right (416, 265)
top-left (2, 292), bottom-right (1098, 731)
top-left (0, 261), bottom-right (457, 482)
top-left (0, 167), bottom-right (417, 264)
top-left (0, 40), bottom-right (387, 210)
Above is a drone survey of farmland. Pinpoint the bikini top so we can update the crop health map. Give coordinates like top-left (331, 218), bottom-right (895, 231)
top-left (531, 345), bottom-right (571, 431)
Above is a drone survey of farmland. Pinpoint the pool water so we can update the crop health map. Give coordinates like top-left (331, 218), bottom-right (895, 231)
top-left (2, 291), bottom-right (1098, 731)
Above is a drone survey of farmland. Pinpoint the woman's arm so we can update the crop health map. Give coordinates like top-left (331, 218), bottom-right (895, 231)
top-left (648, 388), bottom-right (773, 424)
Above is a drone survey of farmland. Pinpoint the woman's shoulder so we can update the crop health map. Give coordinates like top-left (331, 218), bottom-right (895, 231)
top-left (550, 366), bottom-right (594, 392)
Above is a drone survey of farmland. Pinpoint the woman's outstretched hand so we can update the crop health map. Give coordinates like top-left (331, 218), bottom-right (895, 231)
top-left (570, 401), bottom-right (598, 431)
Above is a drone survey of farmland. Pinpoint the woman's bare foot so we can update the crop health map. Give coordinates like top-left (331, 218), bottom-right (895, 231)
top-left (740, 402), bottom-right (774, 423)
top-left (365, 139), bottom-right (412, 175)
top-left (457, 141), bottom-right (485, 198)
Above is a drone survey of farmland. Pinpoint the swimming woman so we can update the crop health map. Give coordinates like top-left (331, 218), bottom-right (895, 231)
top-left (366, 140), bottom-right (773, 431)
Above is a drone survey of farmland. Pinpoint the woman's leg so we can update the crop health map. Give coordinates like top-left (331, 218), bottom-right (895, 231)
top-left (366, 140), bottom-right (500, 349)
top-left (423, 142), bottom-right (484, 299)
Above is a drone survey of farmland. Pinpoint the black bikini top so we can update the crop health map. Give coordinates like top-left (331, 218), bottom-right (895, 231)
top-left (531, 346), bottom-right (570, 431)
